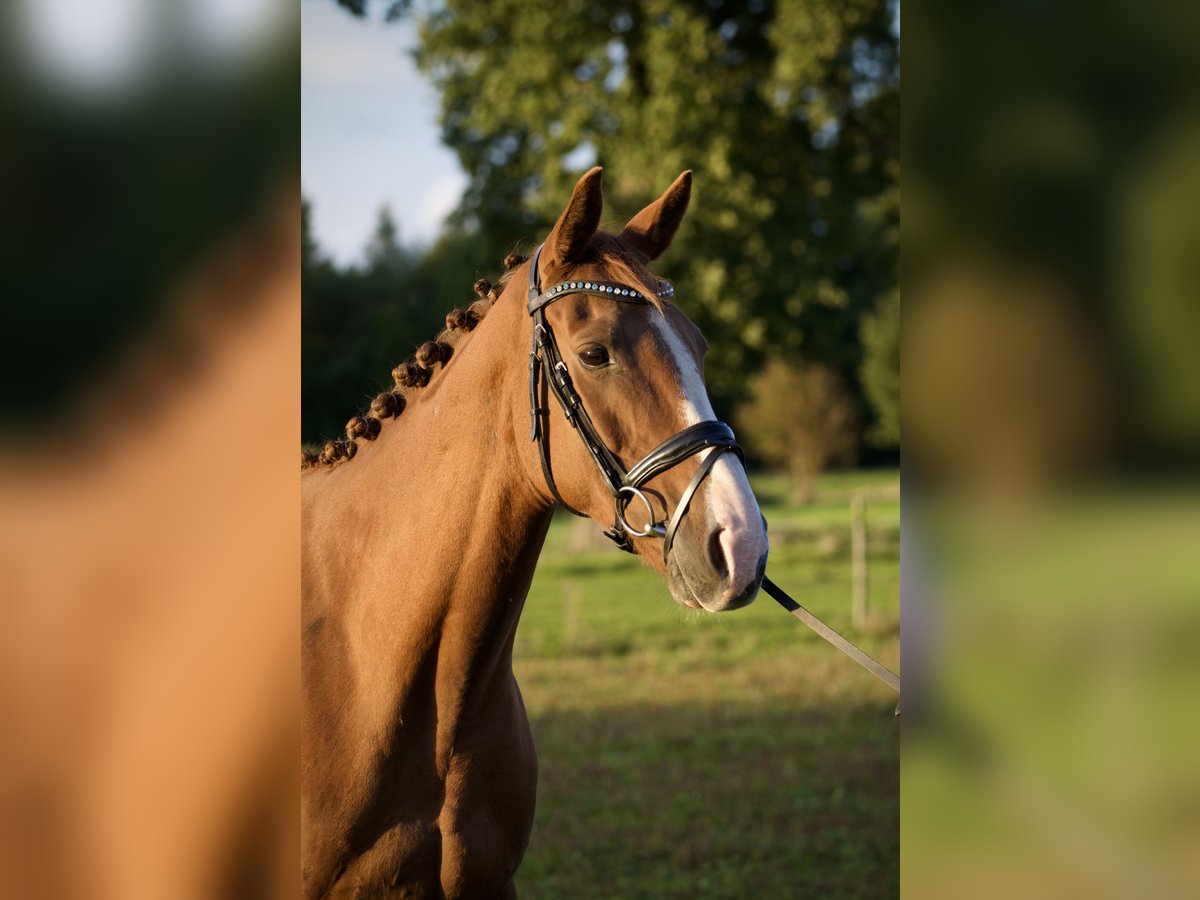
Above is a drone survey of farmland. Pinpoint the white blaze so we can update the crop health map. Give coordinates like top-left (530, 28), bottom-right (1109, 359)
top-left (651, 316), bottom-right (768, 594)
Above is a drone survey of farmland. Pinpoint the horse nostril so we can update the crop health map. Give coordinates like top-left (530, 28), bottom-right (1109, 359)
top-left (707, 528), bottom-right (728, 580)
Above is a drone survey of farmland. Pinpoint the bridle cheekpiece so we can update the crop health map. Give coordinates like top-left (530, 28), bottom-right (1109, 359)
top-left (525, 243), bottom-right (744, 559)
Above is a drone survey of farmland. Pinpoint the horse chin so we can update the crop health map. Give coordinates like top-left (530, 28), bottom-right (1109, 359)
top-left (665, 555), bottom-right (712, 611)
top-left (666, 544), bottom-right (765, 613)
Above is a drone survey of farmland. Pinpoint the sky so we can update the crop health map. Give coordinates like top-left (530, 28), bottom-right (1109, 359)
top-left (301, 1), bottom-right (466, 266)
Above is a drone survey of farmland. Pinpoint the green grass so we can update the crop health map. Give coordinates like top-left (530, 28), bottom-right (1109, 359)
top-left (513, 469), bottom-right (900, 899)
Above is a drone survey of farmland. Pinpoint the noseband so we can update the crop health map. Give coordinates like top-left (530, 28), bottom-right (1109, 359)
top-left (526, 243), bottom-right (744, 560)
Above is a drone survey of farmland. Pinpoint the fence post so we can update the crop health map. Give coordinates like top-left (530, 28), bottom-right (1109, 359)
top-left (851, 493), bottom-right (868, 630)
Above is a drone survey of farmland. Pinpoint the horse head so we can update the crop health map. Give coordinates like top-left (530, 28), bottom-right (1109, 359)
top-left (521, 167), bottom-right (769, 611)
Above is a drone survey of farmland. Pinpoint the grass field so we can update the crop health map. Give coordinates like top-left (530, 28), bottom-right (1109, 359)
top-left (512, 470), bottom-right (900, 899)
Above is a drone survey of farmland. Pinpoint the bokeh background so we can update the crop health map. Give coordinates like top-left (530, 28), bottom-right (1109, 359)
top-left (302, 1), bottom-right (900, 897)
top-left (905, 1), bottom-right (1200, 898)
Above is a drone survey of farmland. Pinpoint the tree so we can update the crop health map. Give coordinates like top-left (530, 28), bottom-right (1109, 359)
top-left (860, 288), bottom-right (900, 446)
top-left (302, 196), bottom-right (444, 443)
top-left (365, 205), bottom-right (411, 276)
top-left (332, 0), bottom-right (899, 418)
top-left (735, 359), bottom-right (861, 503)
top-left (302, 196), bottom-right (322, 276)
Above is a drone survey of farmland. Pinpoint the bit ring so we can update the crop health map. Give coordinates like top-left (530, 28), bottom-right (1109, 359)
top-left (617, 486), bottom-right (661, 538)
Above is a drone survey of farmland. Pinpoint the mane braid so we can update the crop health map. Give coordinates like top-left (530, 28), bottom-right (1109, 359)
top-left (301, 251), bottom-right (528, 470)
top-left (300, 234), bottom-right (665, 471)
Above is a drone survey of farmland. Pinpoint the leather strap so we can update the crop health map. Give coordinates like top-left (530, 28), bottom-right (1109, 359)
top-left (623, 422), bottom-right (740, 488)
top-left (761, 576), bottom-right (901, 697)
top-left (662, 446), bottom-right (735, 560)
top-left (525, 246), bottom-right (901, 706)
top-left (525, 242), bottom-right (745, 557)
top-left (535, 310), bottom-right (626, 492)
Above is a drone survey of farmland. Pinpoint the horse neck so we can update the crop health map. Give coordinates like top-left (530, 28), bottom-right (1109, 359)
top-left (304, 289), bottom-right (554, 701)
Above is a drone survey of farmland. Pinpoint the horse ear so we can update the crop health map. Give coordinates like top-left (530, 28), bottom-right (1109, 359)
top-left (619, 170), bottom-right (692, 260)
top-left (545, 166), bottom-right (604, 265)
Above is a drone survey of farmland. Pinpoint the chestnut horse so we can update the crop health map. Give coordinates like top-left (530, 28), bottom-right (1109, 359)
top-left (301, 168), bottom-right (769, 898)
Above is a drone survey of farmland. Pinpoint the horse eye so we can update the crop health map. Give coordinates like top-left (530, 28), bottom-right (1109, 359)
top-left (578, 345), bottom-right (610, 368)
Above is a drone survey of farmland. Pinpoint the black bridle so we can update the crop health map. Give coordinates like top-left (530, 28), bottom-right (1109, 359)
top-left (526, 243), bottom-right (743, 560)
top-left (525, 243), bottom-right (901, 705)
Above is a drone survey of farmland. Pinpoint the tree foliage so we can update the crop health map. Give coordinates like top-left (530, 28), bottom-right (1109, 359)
top-left (402, 0), bottom-right (898, 412)
top-left (364, 205), bottom-right (410, 276)
top-left (735, 359), bottom-right (861, 502)
top-left (322, 0), bottom-right (899, 445)
top-left (302, 200), bottom-right (449, 443)
top-left (860, 287), bottom-right (899, 446)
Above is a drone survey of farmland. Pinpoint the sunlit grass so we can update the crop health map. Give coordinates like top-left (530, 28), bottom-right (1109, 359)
top-left (513, 469), bottom-right (900, 898)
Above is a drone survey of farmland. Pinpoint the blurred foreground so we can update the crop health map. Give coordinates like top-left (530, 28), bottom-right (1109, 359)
top-left (0, 206), bottom-right (300, 897)
top-left (0, 2), bottom-right (298, 897)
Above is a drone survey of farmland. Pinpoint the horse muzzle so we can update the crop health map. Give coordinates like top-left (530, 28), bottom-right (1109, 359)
top-left (667, 517), bottom-right (768, 612)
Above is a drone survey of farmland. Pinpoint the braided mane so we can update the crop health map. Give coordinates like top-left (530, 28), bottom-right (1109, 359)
top-left (301, 250), bottom-right (528, 469)
top-left (301, 232), bottom-right (663, 471)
